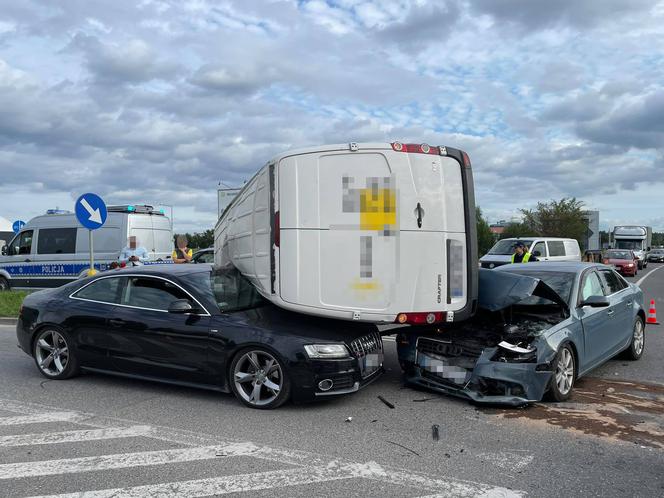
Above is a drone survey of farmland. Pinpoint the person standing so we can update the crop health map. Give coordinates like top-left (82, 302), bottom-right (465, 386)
top-left (172, 235), bottom-right (193, 264)
top-left (119, 236), bottom-right (149, 266)
top-left (511, 241), bottom-right (538, 264)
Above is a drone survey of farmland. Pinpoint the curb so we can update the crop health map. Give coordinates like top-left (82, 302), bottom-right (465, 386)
top-left (0, 317), bottom-right (18, 325)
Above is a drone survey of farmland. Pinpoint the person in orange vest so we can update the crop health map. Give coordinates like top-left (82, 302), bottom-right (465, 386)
top-left (511, 241), bottom-right (538, 264)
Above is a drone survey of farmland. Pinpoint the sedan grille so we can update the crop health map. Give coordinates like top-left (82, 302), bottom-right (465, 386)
top-left (348, 331), bottom-right (383, 379)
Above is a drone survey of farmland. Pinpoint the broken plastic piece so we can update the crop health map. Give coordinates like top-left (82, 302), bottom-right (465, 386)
top-left (345, 416), bottom-right (353, 423)
top-left (498, 341), bottom-right (535, 354)
top-left (432, 424), bottom-right (440, 441)
top-left (378, 395), bottom-right (395, 409)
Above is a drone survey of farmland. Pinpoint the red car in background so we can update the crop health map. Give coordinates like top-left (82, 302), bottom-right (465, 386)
top-left (604, 250), bottom-right (638, 276)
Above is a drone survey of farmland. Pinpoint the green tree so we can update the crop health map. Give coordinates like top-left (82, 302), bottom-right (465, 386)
top-left (173, 229), bottom-right (214, 251)
top-left (476, 207), bottom-right (494, 256)
top-left (499, 222), bottom-right (538, 240)
top-left (519, 198), bottom-right (588, 250)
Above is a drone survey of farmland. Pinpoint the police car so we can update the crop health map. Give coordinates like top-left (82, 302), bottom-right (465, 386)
top-left (0, 205), bottom-right (173, 290)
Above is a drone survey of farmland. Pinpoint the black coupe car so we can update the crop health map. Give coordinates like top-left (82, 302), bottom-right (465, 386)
top-left (16, 265), bottom-right (383, 409)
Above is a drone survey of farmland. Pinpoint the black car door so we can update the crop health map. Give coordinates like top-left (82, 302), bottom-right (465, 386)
top-left (68, 275), bottom-right (127, 369)
top-left (106, 275), bottom-right (212, 385)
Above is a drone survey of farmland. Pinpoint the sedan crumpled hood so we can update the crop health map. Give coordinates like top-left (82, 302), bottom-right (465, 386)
top-left (478, 268), bottom-right (568, 312)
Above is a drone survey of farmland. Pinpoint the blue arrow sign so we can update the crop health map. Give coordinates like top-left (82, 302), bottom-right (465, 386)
top-left (12, 220), bottom-right (26, 233)
top-left (75, 193), bottom-right (107, 230)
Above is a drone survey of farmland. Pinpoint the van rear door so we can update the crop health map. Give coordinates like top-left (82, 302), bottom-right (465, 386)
top-left (278, 144), bottom-right (472, 321)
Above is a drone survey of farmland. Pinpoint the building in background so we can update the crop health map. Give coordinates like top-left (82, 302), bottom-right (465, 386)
top-left (582, 210), bottom-right (600, 251)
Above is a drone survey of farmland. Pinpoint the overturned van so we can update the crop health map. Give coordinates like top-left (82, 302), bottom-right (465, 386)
top-left (215, 142), bottom-right (478, 324)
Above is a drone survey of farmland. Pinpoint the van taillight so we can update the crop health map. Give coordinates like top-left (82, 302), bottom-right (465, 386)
top-left (274, 211), bottom-right (280, 248)
top-left (395, 312), bottom-right (446, 325)
top-left (461, 151), bottom-right (471, 167)
top-left (391, 142), bottom-right (442, 155)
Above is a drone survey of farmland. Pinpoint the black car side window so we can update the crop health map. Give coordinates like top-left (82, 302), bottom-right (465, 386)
top-left (598, 270), bottom-right (626, 295)
top-left (123, 277), bottom-right (190, 311)
top-left (211, 271), bottom-right (264, 312)
top-left (73, 277), bottom-right (125, 304)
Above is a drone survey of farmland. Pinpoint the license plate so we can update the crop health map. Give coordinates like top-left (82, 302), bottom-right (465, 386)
top-left (360, 353), bottom-right (383, 378)
top-left (418, 353), bottom-right (470, 385)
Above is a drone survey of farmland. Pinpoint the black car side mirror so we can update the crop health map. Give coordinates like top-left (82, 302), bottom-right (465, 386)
top-left (168, 299), bottom-right (198, 314)
top-left (579, 295), bottom-right (610, 308)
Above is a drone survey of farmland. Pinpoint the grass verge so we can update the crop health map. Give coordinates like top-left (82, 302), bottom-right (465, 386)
top-left (0, 291), bottom-right (29, 317)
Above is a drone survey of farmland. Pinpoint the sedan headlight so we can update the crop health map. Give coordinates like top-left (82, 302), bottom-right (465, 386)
top-left (304, 344), bottom-right (350, 359)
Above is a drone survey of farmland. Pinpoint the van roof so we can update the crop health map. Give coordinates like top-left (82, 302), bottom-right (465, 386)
top-left (500, 237), bottom-right (577, 242)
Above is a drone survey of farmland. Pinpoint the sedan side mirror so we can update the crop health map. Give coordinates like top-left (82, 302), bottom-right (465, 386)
top-left (579, 295), bottom-right (610, 308)
top-left (168, 299), bottom-right (198, 314)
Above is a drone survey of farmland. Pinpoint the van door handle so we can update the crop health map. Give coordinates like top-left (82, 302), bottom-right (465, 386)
top-left (607, 310), bottom-right (614, 316)
top-left (24, 259), bottom-right (31, 263)
top-left (415, 203), bottom-right (424, 228)
top-left (109, 319), bottom-right (126, 327)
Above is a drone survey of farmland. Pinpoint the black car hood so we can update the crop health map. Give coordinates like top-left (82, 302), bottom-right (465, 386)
top-left (478, 268), bottom-right (569, 312)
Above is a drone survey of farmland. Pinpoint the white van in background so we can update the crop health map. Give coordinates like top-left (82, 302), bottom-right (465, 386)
top-left (0, 205), bottom-right (173, 290)
top-left (215, 142), bottom-right (478, 325)
top-left (480, 237), bottom-right (581, 269)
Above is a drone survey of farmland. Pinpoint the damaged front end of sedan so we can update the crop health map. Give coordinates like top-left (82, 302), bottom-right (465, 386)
top-left (397, 269), bottom-right (570, 406)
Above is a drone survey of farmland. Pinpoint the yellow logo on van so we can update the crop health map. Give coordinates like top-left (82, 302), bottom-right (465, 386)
top-left (359, 186), bottom-right (397, 232)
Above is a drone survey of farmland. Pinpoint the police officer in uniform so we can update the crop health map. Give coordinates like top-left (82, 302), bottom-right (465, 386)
top-left (511, 241), bottom-right (538, 264)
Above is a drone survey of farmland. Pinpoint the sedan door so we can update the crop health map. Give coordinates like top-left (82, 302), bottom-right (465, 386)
top-left (597, 269), bottom-right (634, 354)
top-left (577, 270), bottom-right (622, 369)
top-left (106, 275), bottom-right (212, 385)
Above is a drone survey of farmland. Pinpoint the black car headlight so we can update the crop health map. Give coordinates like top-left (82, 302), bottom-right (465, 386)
top-left (304, 344), bottom-right (351, 359)
top-left (492, 341), bottom-right (537, 363)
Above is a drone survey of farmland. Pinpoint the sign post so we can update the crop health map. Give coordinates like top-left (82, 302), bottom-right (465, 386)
top-left (12, 220), bottom-right (26, 234)
top-left (75, 193), bottom-right (108, 277)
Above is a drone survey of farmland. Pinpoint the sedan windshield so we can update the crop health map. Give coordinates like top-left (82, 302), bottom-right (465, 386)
top-left (180, 268), bottom-right (265, 313)
top-left (606, 251), bottom-right (632, 260)
top-left (488, 239), bottom-right (534, 255)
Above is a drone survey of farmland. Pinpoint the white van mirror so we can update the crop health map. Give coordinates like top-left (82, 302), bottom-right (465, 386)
top-left (532, 250), bottom-right (541, 257)
top-left (0, 245), bottom-right (7, 256)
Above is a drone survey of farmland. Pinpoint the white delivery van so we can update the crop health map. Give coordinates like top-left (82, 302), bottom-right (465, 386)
top-left (215, 142), bottom-right (478, 324)
top-left (480, 237), bottom-right (581, 269)
top-left (0, 205), bottom-right (173, 290)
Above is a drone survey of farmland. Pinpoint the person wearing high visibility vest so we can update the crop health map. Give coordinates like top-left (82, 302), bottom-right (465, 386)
top-left (511, 241), bottom-right (539, 264)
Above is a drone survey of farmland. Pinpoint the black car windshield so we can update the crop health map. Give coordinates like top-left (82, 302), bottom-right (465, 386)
top-left (504, 271), bottom-right (575, 306)
top-left (180, 268), bottom-right (265, 313)
top-left (488, 239), bottom-right (534, 255)
top-left (606, 251), bottom-right (632, 260)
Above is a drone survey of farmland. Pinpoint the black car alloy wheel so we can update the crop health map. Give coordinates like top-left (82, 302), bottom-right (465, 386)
top-left (230, 348), bottom-right (291, 409)
top-left (33, 329), bottom-right (79, 380)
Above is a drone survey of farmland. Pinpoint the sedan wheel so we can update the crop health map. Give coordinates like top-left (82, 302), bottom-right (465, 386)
top-left (548, 344), bottom-right (575, 402)
top-left (33, 329), bottom-right (79, 379)
top-left (230, 349), bottom-right (290, 409)
top-left (625, 317), bottom-right (645, 361)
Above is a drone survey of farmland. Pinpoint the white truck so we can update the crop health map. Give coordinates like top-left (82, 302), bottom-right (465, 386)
top-left (214, 142), bottom-right (478, 325)
top-left (611, 225), bottom-right (652, 269)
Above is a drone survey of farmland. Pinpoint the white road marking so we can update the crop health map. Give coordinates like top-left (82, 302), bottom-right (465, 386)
top-left (0, 412), bottom-right (88, 426)
top-left (28, 465), bottom-right (355, 498)
top-left (0, 443), bottom-right (258, 480)
top-left (635, 264), bottom-right (664, 288)
top-left (477, 451), bottom-right (534, 473)
top-left (0, 398), bottom-right (526, 497)
top-left (0, 425), bottom-right (153, 447)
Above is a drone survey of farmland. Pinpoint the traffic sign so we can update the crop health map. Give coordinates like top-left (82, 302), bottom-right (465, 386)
top-left (12, 220), bottom-right (26, 233)
top-left (75, 193), bottom-right (107, 230)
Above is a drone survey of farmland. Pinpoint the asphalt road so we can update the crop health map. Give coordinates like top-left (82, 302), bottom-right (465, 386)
top-left (1, 265), bottom-right (663, 497)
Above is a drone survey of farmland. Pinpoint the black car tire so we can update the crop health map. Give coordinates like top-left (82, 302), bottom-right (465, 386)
top-left (33, 328), bottom-right (79, 380)
top-left (624, 317), bottom-right (645, 361)
top-left (547, 344), bottom-right (575, 402)
top-left (0, 276), bottom-right (9, 291)
top-left (229, 347), bottom-right (291, 409)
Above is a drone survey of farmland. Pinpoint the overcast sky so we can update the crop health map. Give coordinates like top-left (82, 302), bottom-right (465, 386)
top-left (1, 0), bottom-right (663, 233)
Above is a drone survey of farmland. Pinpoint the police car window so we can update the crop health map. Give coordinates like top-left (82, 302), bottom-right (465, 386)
top-left (598, 270), bottom-right (626, 295)
top-left (8, 231), bottom-right (34, 256)
top-left (74, 277), bottom-right (124, 304)
top-left (531, 242), bottom-right (546, 257)
top-left (122, 277), bottom-right (189, 311)
top-left (581, 272), bottom-right (604, 301)
top-left (547, 241), bottom-right (565, 257)
top-left (37, 228), bottom-right (77, 255)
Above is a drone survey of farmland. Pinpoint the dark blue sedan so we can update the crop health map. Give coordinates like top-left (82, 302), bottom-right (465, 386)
top-left (16, 265), bottom-right (383, 409)
top-left (398, 262), bottom-right (646, 405)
